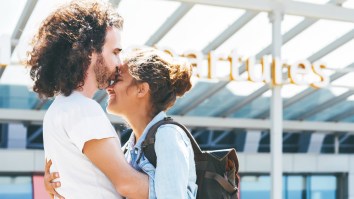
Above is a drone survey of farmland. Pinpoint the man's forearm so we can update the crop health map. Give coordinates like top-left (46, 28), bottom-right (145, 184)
top-left (116, 169), bottom-right (149, 199)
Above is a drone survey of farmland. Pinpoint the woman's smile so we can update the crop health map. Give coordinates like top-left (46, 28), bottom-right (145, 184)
top-left (106, 88), bottom-right (116, 101)
top-left (108, 93), bottom-right (116, 101)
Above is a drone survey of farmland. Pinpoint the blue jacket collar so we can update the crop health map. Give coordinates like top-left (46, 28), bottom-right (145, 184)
top-left (127, 111), bottom-right (167, 150)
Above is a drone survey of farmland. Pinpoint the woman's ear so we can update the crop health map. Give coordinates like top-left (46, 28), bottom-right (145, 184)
top-left (137, 82), bottom-right (149, 98)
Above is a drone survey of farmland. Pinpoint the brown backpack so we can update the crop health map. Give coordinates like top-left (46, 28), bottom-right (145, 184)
top-left (139, 117), bottom-right (240, 199)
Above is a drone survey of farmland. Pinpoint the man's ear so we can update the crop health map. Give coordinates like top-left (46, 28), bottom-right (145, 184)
top-left (137, 82), bottom-right (149, 98)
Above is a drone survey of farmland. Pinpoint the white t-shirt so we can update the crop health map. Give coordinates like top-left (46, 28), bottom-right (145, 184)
top-left (43, 91), bottom-right (122, 199)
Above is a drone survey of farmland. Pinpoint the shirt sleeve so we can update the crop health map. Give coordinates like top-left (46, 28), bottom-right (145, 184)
top-left (154, 125), bottom-right (191, 199)
top-left (66, 101), bottom-right (119, 152)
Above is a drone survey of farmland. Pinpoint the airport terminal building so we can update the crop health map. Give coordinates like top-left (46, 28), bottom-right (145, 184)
top-left (0, 0), bottom-right (354, 198)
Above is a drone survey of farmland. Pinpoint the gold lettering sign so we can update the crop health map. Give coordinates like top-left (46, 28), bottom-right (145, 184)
top-left (154, 47), bottom-right (330, 88)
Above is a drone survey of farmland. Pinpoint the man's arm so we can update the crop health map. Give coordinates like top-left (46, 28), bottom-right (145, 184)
top-left (44, 159), bottom-right (64, 199)
top-left (83, 137), bottom-right (149, 199)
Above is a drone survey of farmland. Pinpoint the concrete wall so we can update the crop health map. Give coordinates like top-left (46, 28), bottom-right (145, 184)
top-left (0, 150), bottom-right (353, 198)
top-left (0, 149), bottom-right (44, 172)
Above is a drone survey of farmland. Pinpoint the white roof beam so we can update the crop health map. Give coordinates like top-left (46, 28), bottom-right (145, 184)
top-left (326, 108), bottom-right (354, 122)
top-left (0, 0), bottom-right (38, 79)
top-left (175, 81), bottom-right (229, 115)
top-left (3, 108), bottom-right (354, 132)
top-left (292, 90), bottom-right (354, 120)
top-left (158, 0), bottom-right (338, 116)
top-left (236, 18), bottom-right (317, 74)
top-left (211, 85), bottom-right (270, 117)
top-left (181, 17), bottom-right (318, 116)
top-left (145, 3), bottom-right (194, 46)
top-left (165, 0), bottom-right (354, 23)
top-left (255, 27), bottom-right (354, 119)
top-left (10, 0), bottom-right (38, 53)
top-left (249, 18), bottom-right (317, 68)
top-left (230, 0), bottom-right (337, 72)
top-left (202, 11), bottom-right (258, 54)
top-left (307, 29), bottom-right (354, 62)
top-left (255, 62), bottom-right (354, 119)
top-left (2, 150), bottom-right (353, 173)
top-left (211, 18), bottom-right (319, 117)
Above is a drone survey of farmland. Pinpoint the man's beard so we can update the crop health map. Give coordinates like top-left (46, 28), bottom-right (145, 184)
top-left (94, 54), bottom-right (112, 89)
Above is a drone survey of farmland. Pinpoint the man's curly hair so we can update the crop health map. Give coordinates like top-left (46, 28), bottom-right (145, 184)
top-left (27, 0), bottom-right (123, 98)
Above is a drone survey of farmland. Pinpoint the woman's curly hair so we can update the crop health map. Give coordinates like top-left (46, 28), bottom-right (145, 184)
top-left (27, 0), bottom-right (123, 98)
top-left (124, 48), bottom-right (193, 117)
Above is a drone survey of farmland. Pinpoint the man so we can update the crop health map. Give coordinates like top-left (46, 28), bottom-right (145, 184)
top-left (27, 1), bottom-right (148, 198)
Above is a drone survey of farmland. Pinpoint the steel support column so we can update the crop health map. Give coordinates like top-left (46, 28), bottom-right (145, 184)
top-left (269, 9), bottom-right (283, 199)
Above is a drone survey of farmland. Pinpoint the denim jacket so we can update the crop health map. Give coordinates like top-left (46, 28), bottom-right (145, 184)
top-left (124, 112), bottom-right (197, 199)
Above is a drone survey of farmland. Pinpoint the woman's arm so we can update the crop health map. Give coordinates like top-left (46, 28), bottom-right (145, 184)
top-left (83, 137), bottom-right (149, 199)
top-left (154, 125), bottom-right (192, 199)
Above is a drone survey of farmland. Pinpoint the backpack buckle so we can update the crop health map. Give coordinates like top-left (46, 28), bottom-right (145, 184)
top-left (164, 117), bottom-right (172, 121)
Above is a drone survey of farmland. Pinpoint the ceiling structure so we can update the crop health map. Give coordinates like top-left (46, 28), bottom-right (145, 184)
top-left (0, 0), bottom-right (354, 134)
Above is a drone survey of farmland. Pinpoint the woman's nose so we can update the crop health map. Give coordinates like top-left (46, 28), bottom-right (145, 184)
top-left (106, 86), bottom-right (114, 92)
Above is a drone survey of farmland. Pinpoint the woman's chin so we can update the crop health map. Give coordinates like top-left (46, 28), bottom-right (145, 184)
top-left (106, 107), bottom-right (113, 114)
top-left (106, 103), bottom-right (115, 114)
top-left (107, 97), bottom-right (116, 105)
top-left (106, 104), bottom-right (122, 116)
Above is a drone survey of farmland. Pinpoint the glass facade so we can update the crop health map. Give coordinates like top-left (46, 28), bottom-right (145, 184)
top-left (0, 176), bottom-right (32, 199)
top-left (309, 176), bottom-right (337, 199)
top-left (0, 175), bottom-right (50, 199)
top-left (0, 174), bottom-right (341, 199)
top-left (241, 174), bottom-right (339, 199)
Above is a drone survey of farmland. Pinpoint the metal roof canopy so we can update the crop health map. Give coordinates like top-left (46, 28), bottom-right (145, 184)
top-left (166, 0), bottom-right (354, 22)
top-left (2, 108), bottom-right (354, 132)
top-left (1, 0), bottom-right (353, 139)
top-left (0, 0), bottom-right (38, 78)
top-left (5, 0), bottom-right (352, 124)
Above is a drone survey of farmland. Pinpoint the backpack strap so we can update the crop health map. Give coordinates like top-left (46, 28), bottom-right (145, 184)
top-left (138, 117), bottom-right (202, 167)
top-left (205, 171), bottom-right (238, 194)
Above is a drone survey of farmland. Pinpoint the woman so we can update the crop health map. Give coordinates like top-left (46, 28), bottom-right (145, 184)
top-left (45, 48), bottom-right (198, 198)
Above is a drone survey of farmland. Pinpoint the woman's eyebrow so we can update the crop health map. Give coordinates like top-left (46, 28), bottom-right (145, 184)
top-left (113, 48), bottom-right (122, 53)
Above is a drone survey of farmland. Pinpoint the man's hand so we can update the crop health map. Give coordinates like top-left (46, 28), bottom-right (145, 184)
top-left (44, 159), bottom-right (65, 199)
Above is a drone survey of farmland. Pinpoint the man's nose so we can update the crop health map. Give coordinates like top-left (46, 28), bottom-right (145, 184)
top-left (116, 55), bottom-right (122, 66)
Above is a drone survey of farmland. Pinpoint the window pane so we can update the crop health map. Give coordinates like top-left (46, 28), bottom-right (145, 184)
top-left (286, 176), bottom-right (305, 199)
top-left (309, 176), bottom-right (336, 199)
top-left (240, 174), bottom-right (338, 199)
top-left (241, 175), bottom-right (270, 199)
top-left (0, 176), bottom-right (32, 199)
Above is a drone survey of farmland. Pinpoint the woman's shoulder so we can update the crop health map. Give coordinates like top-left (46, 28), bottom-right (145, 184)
top-left (155, 124), bottom-right (191, 146)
